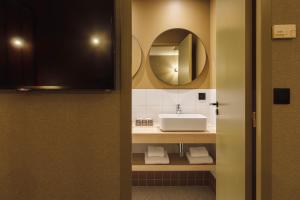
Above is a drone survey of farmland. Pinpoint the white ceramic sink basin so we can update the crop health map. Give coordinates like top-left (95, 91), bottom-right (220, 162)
top-left (159, 114), bottom-right (208, 132)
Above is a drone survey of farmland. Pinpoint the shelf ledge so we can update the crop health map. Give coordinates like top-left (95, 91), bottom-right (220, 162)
top-left (132, 153), bottom-right (216, 172)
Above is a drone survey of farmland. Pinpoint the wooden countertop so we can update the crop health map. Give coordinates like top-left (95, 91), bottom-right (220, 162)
top-left (132, 126), bottom-right (216, 144)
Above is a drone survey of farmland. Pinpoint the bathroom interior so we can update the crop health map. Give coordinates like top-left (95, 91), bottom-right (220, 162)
top-left (2, 0), bottom-right (299, 199)
top-left (131, 0), bottom-right (217, 199)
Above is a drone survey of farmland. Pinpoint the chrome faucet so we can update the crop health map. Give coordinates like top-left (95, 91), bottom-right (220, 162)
top-left (176, 104), bottom-right (182, 114)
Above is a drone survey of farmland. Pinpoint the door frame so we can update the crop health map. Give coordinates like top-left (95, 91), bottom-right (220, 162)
top-left (118, 0), bottom-right (132, 199)
top-left (256, 0), bottom-right (272, 199)
top-left (119, 0), bottom-right (273, 199)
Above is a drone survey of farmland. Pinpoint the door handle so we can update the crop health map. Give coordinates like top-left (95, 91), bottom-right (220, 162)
top-left (210, 102), bottom-right (219, 115)
top-left (210, 102), bottom-right (219, 107)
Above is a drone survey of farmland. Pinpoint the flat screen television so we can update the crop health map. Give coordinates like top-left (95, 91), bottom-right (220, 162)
top-left (0, 0), bottom-right (116, 90)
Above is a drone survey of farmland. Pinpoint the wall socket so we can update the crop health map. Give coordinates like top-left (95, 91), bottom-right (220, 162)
top-left (198, 93), bottom-right (206, 100)
top-left (274, 88), bottom-right (290, 104)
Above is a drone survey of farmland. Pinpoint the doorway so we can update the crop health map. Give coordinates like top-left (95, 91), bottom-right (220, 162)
top-left (129, 0), bottom-right (255, 199)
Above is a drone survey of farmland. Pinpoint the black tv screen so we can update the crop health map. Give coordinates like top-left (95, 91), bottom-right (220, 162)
top-left (0, 0), bottom-right (116, 90)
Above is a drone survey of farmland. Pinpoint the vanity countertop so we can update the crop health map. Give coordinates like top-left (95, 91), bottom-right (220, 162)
top-left (132, 125), bottom-right (216, 134)
top-left (132, 125), bottom-right (216, 144)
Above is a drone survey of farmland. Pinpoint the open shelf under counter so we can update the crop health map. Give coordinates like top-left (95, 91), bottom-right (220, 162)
top-left (132, 126), bottom-right (216, 144)
top-left (132, 153), bottom-right (216, 172)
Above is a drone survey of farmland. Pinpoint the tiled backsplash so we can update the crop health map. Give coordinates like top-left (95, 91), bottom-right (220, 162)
top-left (132, 89), bottom-right (216, 127)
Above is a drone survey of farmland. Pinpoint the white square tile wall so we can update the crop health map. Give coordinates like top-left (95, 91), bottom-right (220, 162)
top-left (132, 89), bottom-right (217, 127)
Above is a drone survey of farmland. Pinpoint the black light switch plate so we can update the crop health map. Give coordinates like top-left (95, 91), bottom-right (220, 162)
top-left (198, 93), bottom-right (206, 100)
top-left (274, 88), bottom-right (290, 104)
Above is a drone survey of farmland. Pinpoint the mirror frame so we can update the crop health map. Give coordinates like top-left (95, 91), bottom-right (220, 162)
top-left (132, 35), bottom-right (143, 78)
top-left (148, 28), bottom-right (207, 86)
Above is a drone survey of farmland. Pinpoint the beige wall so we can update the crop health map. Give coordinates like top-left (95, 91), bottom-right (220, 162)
top-left (271, 0), bottom-right (300, 199)
top-left (132, 0), bottom-right (214, 89)
top-left (210, 0), bottom-right (216, 89)
top-left (0, 94), bottom-right (121, 200)
top-left (0, 0), bottom-right (132, 199)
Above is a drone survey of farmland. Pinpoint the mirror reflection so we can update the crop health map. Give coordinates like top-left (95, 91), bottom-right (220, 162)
top-left (132, 36), bottom-right (143, 77)
top-left (149, 29), bottom-right (207, 85)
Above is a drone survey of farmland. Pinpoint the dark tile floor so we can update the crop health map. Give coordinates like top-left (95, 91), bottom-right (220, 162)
top-left (132, 186), bottom-right (215, 200)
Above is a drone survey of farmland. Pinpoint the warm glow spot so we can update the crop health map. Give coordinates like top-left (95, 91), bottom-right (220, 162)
top-left (11, 37), bottom-right (25, 48)
top-left (36, 86), bottom-right (65, 90)
top-left (167, 0), bottom-right (182, 16)
top-left (90, 36), bottom-right (101, 46)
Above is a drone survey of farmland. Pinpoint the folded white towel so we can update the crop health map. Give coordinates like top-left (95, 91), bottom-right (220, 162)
top-left (147, 146), bottom-right (165, 157)
top-left (189, 146), bottom-right (209, 157)
top-left (186, 152), bottom-right (213, 164)
top-left (145, 151), bottom-right (170, 164)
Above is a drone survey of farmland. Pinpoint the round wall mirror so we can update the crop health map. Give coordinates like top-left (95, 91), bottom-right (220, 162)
top-left (149, 29), bottom-right (207, 85)
top-left (132, 36), bottom-right (143, 77)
